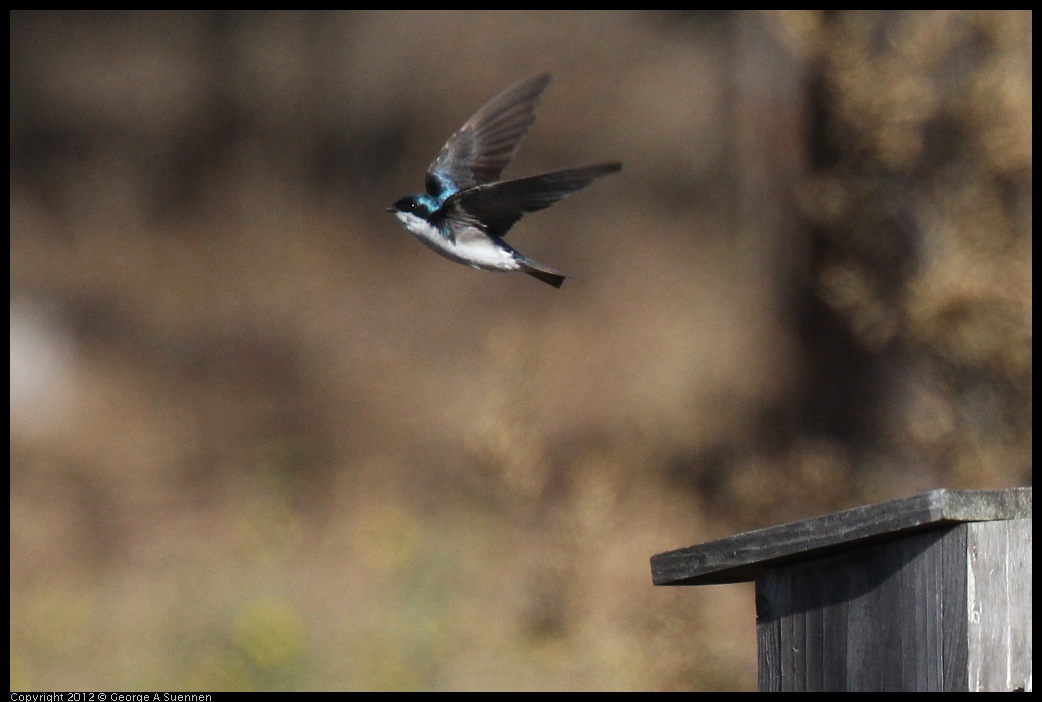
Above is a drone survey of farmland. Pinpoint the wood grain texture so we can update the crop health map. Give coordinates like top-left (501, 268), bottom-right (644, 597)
top-left (651, 488), bottom-right (1031, 691)
top-left (651, 488), bottom-right (1031, 586)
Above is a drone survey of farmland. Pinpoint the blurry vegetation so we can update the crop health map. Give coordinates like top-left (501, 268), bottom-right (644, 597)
top-left (800, 10), bottom-right (1031, 488)
top-left (10, 10), bottom-right (1030, 691)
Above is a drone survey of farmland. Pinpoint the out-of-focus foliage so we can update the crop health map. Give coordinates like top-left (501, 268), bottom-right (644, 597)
top-left (10, 10), bottom-right (1029, 691)
top-left (797, 10), bottom-right (1031, 487)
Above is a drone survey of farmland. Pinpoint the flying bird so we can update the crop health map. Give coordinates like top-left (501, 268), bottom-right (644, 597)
top-left (388, 73), bottom-right (621, 288)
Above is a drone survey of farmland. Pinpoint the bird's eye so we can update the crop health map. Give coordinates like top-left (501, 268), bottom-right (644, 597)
top-left (393, 198), bottom-right (419, 214)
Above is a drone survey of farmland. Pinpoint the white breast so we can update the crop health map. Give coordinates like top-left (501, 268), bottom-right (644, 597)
top-left (395, 212), bottom-right (519, 271)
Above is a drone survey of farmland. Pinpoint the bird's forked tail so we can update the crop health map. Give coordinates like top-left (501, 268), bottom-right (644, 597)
top-left (517, 258), bottom-right (571, 288)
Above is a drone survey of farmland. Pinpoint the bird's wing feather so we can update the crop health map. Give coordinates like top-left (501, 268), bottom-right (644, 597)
top-left (426, 73), bottom-right (553, 199)
top-left (441, 163), bottom-right (621, 238)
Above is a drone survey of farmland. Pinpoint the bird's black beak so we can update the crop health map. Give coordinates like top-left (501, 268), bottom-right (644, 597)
top-left (386, 206), bottom-right (397, 213)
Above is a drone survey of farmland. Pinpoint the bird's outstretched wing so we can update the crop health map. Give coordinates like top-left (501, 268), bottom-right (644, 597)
top-left (441, 162), bottom-right (621, 238)
top-left (425, 73), bottom-right (552, 200)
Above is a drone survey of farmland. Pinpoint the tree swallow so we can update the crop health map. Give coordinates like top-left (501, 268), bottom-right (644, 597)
top-left (388, 73), bottom-right (621, 288)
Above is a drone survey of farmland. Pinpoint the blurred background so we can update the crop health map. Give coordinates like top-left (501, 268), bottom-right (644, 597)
top-left (10, 10), bottom-right (1031, 691)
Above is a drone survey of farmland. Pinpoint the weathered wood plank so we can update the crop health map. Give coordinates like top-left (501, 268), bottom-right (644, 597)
top-left (755, 526), bottom-right (967, 691)
top-left (651, 488), bottom-right (1031, 586)
top-left (966, 518), bottom-right (1032, 692)
top-left (652, 488), bottom-right (1031, 691)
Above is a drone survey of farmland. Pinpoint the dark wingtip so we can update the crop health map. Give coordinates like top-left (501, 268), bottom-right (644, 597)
top-left (573, 162), bottom-right (622, 180)
top-left (529, 72), bottom-right (553, 87)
